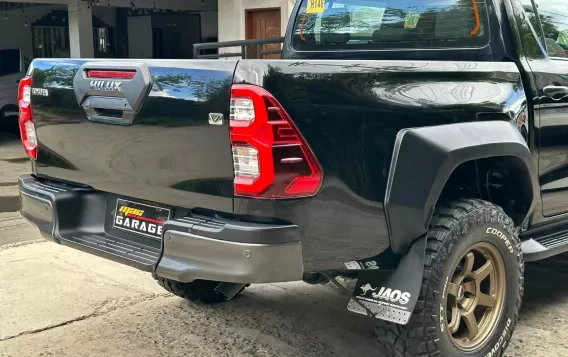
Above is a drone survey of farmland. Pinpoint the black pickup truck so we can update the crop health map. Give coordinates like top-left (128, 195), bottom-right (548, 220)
top-left (16, 0), bottom-right (568, 356)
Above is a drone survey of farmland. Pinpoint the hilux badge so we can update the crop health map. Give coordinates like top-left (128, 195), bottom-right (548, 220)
top-left (89, 80), bottom-right (122, 92)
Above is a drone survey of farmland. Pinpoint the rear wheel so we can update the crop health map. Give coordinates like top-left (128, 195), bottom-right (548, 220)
top-left (374, 199), bottom-right (523, 357)
top-left (157, 277), bottom-right (247, 303)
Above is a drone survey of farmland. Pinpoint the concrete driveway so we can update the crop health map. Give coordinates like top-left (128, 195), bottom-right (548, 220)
top-left (1, 133), bottom-right (568, 357)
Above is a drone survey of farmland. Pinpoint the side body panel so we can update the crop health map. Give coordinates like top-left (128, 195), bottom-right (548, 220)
top-left (505, 0), bottom-right (568, 230)
top-left (533, 58), bottom-right (568, 218)
top-left (234, 60), bottom-right (527, 271)
top-left (30, 59), bottom-right (237, 213)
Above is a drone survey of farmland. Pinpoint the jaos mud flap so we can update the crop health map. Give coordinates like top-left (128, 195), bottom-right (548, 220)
top-left (347, 237), bottom-right (427, 324)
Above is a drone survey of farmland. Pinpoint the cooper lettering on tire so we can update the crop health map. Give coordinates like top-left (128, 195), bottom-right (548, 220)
top-left (374, 199), bottom-right (523, 357)
top-left (485, 227), bottom-right (514, 253)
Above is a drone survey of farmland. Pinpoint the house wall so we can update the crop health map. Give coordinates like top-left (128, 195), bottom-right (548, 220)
top-left (218, 0), bottom-right (296, 42)
top-left (0, 5), bottom-right (66, 61)
top-left (1, 0), bottom-right (293, 60)
top-left (0, 3), bottom-right (216, 60)
top-left (0, 5), bottom-right (118, 60)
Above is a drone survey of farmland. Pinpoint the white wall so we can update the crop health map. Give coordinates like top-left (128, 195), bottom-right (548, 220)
top-left (218, 0), bottom-right (296, 42)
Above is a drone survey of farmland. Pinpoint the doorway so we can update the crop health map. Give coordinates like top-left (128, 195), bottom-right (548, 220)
top-left (245, 8), bottom-right (281, 59)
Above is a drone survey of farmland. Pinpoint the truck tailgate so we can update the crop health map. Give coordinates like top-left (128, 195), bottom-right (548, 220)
top-left (30, 59), bottom-right (237, 212)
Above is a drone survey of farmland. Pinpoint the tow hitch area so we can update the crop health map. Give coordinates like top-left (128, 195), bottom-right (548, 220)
top-left (347, 237), bottom-right (427, 324)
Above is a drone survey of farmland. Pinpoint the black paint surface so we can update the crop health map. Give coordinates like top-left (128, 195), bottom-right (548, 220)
top-left (30, 59), bottom-right (236, 213)
top-left (234, 59), bottom-right (526, 270)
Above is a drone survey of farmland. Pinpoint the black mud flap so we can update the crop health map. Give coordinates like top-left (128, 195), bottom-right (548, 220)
top-left (347, 236), bottom-right (427, 325)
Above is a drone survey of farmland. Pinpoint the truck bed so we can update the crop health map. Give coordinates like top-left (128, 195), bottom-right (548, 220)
top-left (27, 58), bottom-right (525, 270)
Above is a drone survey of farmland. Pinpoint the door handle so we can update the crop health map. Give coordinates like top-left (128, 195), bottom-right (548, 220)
top-left (543, 85), bottom-right (568, 97)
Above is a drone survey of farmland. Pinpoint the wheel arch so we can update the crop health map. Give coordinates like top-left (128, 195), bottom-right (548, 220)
top-left (385, 121), bottom-right (538, 254)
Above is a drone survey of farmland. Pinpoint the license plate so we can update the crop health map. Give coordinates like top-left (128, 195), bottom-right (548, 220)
top-left (113, 199), bottom-right (171, 240)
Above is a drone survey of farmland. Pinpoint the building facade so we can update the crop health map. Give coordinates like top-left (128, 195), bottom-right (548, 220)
top-left (0, 0), bottom-right (295, 61)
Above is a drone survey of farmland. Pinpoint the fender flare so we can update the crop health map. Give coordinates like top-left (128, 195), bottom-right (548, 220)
top-left (384, 121), bottom-right (538, 254)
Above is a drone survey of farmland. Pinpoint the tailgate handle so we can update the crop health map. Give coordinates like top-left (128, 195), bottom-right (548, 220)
top-left (73, 62), bottom-right (153, 125)
top-left (82, 96), bottom-right (133, 121)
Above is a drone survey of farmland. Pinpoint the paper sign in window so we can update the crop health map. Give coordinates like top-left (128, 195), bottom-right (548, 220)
top-left (404, 13), bottom-right (421, 29)
top-left (351, 7), bottom-right (386, 36)
top-left (307, 0), bottom-right (326, 14)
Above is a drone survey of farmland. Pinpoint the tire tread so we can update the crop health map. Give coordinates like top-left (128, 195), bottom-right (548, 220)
top-left (374, 199), bottom-right (524, 357)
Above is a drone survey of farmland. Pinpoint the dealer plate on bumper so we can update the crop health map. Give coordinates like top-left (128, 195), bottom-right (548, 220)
top-left (113, 199), bottom-right (171, 240)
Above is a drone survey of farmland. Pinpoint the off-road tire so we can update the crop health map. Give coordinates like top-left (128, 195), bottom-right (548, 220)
top-left (375, 199), bottom-right (523, 357)
top-left (157, 277), bottom-right (246, 303)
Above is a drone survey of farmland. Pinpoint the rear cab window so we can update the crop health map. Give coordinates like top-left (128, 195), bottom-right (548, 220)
top-left (292, 0), bottom-right (490, 51)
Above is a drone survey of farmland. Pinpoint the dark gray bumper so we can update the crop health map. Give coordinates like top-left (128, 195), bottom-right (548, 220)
top-left (157, 231), bottom-right (303, 283)
top-left (19, 174), bottom-right (304, 283)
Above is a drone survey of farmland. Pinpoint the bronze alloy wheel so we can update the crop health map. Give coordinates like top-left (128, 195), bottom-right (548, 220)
top-left (445, 242), bottom-right (506, 351)
top-left (374, 200), bottom-right (522, 357)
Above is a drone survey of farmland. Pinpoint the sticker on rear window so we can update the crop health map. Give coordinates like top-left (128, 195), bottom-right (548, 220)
top-left (404, 13), bottom-right (421, 29)
top-left (307, 0), bottom-right (326, 13)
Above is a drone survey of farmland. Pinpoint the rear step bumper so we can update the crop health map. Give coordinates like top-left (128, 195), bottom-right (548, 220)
top-left (19, 175), bottom-right (303, 283)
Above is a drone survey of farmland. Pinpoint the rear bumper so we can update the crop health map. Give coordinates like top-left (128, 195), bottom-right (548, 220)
top-left (157, 231), bottom-right (303, 283)
top-left (19, 174), bottom-right (303, 283)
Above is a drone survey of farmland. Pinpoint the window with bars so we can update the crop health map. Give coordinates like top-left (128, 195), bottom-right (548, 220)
top-left (33, 26), bottom-right (113, 58)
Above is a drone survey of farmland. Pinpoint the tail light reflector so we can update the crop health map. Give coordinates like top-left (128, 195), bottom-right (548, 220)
top-left (230, 97), bottom-right (255, 125)
top-left (232, 145), bottom-right (260, 179)
top-left (18, 76), bottom-right (37, 160)
top-left (230, 84), bottom-right (323, 198)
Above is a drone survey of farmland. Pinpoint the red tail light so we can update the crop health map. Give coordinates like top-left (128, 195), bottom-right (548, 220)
top-left (230, 84), bottom-right (323, 198)
top-left (18, 76), bottom-right (37, 160)
top-left (86, 70), bottom-right (136, 79)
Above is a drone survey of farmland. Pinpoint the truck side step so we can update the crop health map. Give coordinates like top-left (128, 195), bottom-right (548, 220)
top-left (59, 234), bottom-right (161, 271)
top-left (522, 231), bottom-right (568, 262)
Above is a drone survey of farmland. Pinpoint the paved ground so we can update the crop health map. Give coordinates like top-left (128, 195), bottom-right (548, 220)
top-left (0, 132), bottom-right (34, 245)
top-left (2, 132), bottom-right (568, 357)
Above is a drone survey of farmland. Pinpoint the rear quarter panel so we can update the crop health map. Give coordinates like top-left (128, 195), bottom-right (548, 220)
top-left (234, 60), bottom-right (527, 271)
